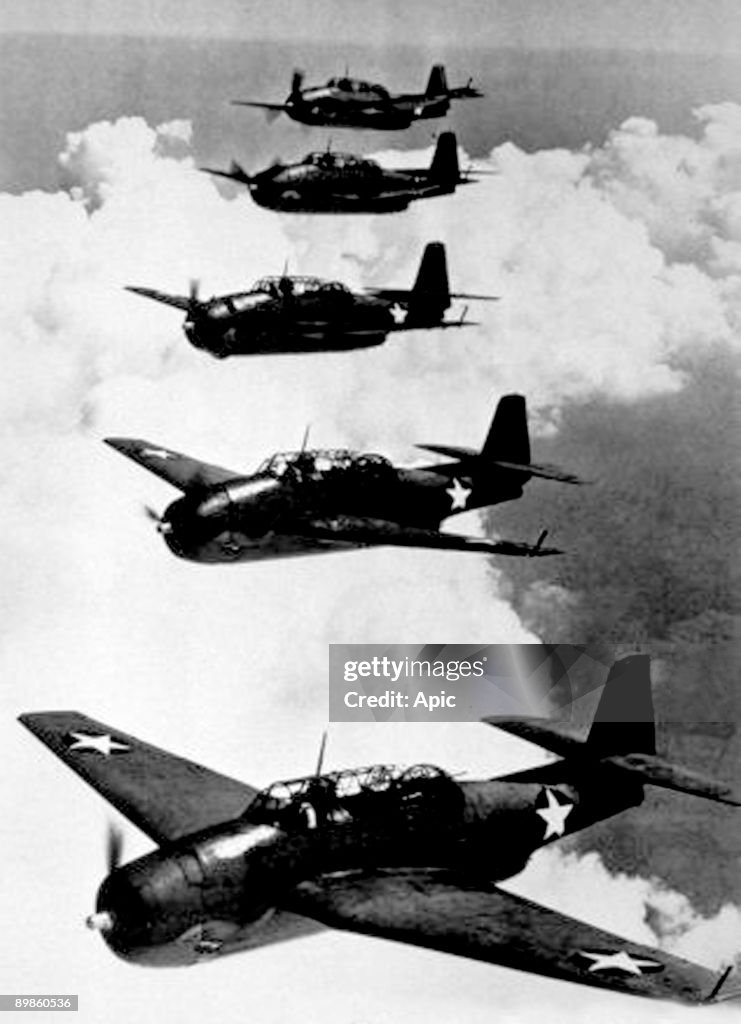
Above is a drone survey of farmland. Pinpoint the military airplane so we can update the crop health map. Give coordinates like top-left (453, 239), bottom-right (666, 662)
top-left (232, 64), bottom-right (483, 130)
top-left (104, 394), bottom-right (581, 564)
top-left (126, 242), bottom-right (494, 358)
top-left (203, 132), bottom-right (482, 214)
top-left (20, 654), bottom-right (740, 1003)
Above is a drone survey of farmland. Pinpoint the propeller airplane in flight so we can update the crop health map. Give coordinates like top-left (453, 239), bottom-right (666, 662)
top-left (19, 655), bottom-right (740, 1004)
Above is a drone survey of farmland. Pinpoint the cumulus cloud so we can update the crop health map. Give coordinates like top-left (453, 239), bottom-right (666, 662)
top-left (508, 848), bottom-right (741, 970)
top-left (2, 108), bottom-right (740, 1024)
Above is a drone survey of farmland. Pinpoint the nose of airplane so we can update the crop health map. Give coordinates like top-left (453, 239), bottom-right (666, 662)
top-left (86, 910), bottom-right (114, 933)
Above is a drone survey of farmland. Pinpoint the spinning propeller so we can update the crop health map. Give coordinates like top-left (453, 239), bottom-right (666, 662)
top-left (85, 823), bottom-right (123, 933)
top-left (143, 505), bottom-right (171, 535)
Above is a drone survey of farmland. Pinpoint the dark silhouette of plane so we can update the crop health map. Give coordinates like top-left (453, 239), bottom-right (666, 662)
top-left (126, 242), bottom-right (494, 358)
top-left (103, 394), bottom-right (581, 564)
top-left (233, 65), bottom-right (483, 130)
top-left (19, 655), bottom-right (740, 1003)
top-left (203, 132), bottom-right (483, 213)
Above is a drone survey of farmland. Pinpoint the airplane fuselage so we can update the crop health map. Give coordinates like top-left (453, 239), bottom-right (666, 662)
top-left (185, 291), bottom-right (397, 357)
top-left (283, 90), bottom-right (450, 130)
top-left (158, 459), bottom-right (528, 563)
top-left (94, 765), bottom-right (643, 966)
top-left (249, 167), bottom-right (450, 214)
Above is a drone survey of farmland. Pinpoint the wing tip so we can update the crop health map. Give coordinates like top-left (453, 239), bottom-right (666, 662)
top-left (706, 965), bottom-right (741, 1003)
top-left (18, 710), bottom-right (82, 730)
top-left (103, 437), bottom-right (134, 451)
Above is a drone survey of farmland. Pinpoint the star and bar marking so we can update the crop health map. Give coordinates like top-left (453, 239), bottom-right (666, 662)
top-left (68, 733), bottom-right (131, 756)
top-left (390, 303), bottom-right (407, 324)
top-left (446, 477), bottom-right (472, 510)
top-left (141, 447), bottom-right (175, 460)
top-left (577, 950), bottom-right (664, 975)
top-left (536, 787), bottom-right (574, 840)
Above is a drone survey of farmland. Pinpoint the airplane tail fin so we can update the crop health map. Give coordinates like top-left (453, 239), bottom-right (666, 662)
top-left (584, 653), bottom-right (655, 757)
top-left (428, 132), bottom-right (460, 185)
top-left (485, 653), bottom-right (741, 808)
top-left (406, 241), bottom-right (451, 321)
top-left (425, 64), bottom-right (448, 98)
top-left (415, 394), bottom-right (583, 484)
top-left (481, 394), bottom-right (531, 465)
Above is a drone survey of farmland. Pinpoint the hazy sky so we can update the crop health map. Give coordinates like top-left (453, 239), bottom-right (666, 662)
top-left (2, 0), bottom-right (741, 53)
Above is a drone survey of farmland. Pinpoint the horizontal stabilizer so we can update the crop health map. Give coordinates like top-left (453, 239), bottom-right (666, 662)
top-left (490, 460), bottom-right (585, 484)
top-left (606, 753), bottom-right (741, 807)
top-left (414, 446), bottom-right (583, 484)
top-left (483, 718), bottom-right (585, 758)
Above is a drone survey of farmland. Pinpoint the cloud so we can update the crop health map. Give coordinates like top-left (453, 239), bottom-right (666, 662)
top-left (508, 848), bottom-right (741, 970)
top-left (2, 107), bottom-right (740, 1024)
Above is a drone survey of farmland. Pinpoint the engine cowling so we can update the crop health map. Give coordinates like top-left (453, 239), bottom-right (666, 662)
top-left (92, 823), bottom-right (305, 965)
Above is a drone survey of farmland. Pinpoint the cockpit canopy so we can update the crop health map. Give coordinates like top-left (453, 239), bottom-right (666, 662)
top-left (252, 275), bottom-right (342, 298)
top-left (257, 449), bottom-right (393, 480)
top-left (327, 77), bottom-right (389, 98)
top-left (247, 764), bottom-right (459, 829)
top-left (303, 152), bottom-right (377, 173)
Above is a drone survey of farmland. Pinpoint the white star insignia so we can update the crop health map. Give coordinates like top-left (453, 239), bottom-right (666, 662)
top-left (446, 477), bottom-right (472, 511)
top-left (578, 950), bottom-right (663, 976)
top-left (68, 732), bottom-right (131, 756)
top-left (390, 303), bottom-right (407, 324)
top-left (536, 787), bottom-right (573, 840)
top-left (141, 447), bottom-right (174, 460)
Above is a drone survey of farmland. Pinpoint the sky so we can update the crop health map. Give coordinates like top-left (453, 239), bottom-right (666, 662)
top-left (1, 10), bottom-right (740, 1024)
top-left (2, 0), bottom-right (741, 54)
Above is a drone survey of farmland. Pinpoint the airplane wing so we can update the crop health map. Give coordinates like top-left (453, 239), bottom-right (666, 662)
top-left (298, 515), bottom-right (561, 557)
top-left (329, 185), bottom-right (445, 206)
top-left (288, 869), bottom-right (739, 1005)
top-left (231, 101), bottom-right (290, 113)
top-left (125, 286), bottom-right (192, 311)
top-left (104, 438), bottom-right (241, 492)
top-left (364, 288), bottom-right (495, 302)
top-left (19, 712), bottom-right (258, 845)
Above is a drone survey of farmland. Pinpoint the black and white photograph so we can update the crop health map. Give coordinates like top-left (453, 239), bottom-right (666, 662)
top-left (1, 2), bottom-right (739, 1021)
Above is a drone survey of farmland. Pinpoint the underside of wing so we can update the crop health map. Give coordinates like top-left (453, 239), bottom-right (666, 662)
top-left (19, 712), bottom-right (258, 845)
top-left (231, 101), bottom-right (289, 112)
top-left (299, 516), bottom-right (561, 557)
top-left (104, 438), bottom-right (241, 492)
top-left (288, 869), bottom-right (735, 1004)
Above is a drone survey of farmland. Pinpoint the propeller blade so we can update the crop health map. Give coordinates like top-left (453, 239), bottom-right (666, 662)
top-left (143, 504), bottom-right (160, 522)
top-left (188, 279), bottom-right (200, 305)
top-left (106, 823), bottom-right (124, 873)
